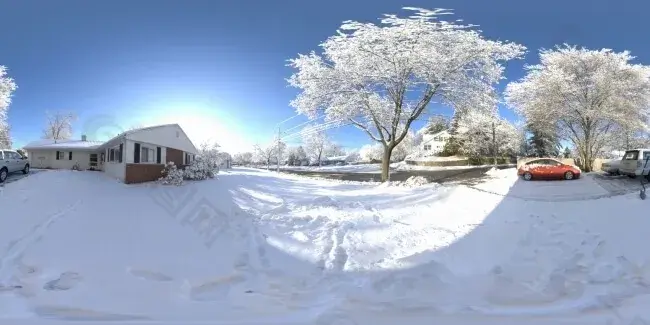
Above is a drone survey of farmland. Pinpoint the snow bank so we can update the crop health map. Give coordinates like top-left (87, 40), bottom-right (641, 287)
top-left (2, 168), bottom-right (650, 324)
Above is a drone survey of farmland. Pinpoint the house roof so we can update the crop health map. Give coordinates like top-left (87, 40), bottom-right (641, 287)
top-left (97, 123), bottom-right (199, 154)
top-left (23, 139), bottom-right (104, 151)
top-left (99, 124), bottom-right (180, 146)
top-left (24, 124), bottom-right (199, 154)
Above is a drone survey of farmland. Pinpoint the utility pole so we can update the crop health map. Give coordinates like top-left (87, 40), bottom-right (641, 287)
top-left (273, 114), bottom-right (300, 173)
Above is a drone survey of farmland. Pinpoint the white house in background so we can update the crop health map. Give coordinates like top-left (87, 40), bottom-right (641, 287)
top-left (23, 124), bottom-right (199, 184)
top-left (421, 130), bottom-right (451, 154)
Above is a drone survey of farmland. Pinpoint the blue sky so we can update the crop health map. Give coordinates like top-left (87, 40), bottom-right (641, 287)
top-left (1, 0), bottom-right (649, 153)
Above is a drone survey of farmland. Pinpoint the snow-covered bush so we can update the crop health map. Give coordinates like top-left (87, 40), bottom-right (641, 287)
top-left (159, 162), bottom-right (184, 185)
top-left (184, 155), bottom-right (219, 180)
top-left (402, 176), bottom-right (429, 187)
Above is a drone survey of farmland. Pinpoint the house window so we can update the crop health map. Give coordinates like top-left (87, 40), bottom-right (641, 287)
top-left (57, 151), bottom-right (66, 160)
top-left (140, 146), bottom-right (155, 163)
top-left (89, 154), bottom-right (98, 167)
top-left (108, 145), bottom-right (121, 162)
top-left (185, 153), bottom-right (193, 164)
top-left (424, 144), bottom-right (432, 151)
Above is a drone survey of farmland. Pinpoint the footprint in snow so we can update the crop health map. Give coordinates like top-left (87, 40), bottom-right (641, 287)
top-left (128, 268), bottom-right (174, 282)
top-left (43, 272), bottom-right (82, 291)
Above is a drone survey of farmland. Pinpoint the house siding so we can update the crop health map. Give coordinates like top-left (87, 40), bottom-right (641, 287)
top-left (166, 147), bottom-right (184, 166)
top-left (422, 130), bottom-right (451, 154)
top-left (124, 163), bottom-right (165, 184)
top-left (125, 139), bottom-right (167, 164)
top-left (27, 150), bottom-right (93, 170)
top-left (103, 142), bottom-right (126, 181)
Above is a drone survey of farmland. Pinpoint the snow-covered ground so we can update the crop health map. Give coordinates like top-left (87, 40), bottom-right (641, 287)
top-left (2, 168), bottom-right (650, 324)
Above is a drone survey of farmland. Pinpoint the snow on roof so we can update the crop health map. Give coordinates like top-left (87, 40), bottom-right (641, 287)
top-left (98, 123), bottom-right (184, 149)
top-left (23, 139), bottom-right (104, 150)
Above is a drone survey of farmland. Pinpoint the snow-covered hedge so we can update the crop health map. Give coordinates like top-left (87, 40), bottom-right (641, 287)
top-left (159, 150), bottom-right (222, 185)
top-left (159, 162), bottom-right (184, 185)
top-left (184, 155), bottom-right (219, 180)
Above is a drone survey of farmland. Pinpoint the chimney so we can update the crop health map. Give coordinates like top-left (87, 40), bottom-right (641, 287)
top-left (81, 135), bottom-right (87, 141)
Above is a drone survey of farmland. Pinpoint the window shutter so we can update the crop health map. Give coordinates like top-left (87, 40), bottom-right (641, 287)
top-left (118, 143), bottom-right (123, 163)
top-left (134, 143), bottom-right (140, 163)
top-left (69, 152), bottom-right (72, 160)
top-left (156, 147), bottom-right (161, 164)
top-left (55, 151), bottom-right (60, 160)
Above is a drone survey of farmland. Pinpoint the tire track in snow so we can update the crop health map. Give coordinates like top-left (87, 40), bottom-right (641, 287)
top-left (0, 200), bottom-right (81, 285)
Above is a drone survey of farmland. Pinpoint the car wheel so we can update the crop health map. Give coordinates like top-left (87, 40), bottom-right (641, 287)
top-left (23, 164), bottom-right (30, 174)
top-left (564, 171), bottom-right (574, 180)
top-left (629, 174), bottom-right (637, 179)
top-left (0, 168), bottom-right (7, 183)
top-left (523, 172), bottom-right (533, 181)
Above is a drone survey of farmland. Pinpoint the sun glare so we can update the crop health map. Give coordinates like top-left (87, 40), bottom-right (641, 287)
top-left (131, 106), bottom-right (253, 154)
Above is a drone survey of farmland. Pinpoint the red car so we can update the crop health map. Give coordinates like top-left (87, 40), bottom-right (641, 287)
top-left (517, 158), bottom-right (581, 181)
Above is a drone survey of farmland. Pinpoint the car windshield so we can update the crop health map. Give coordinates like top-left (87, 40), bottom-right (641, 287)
top-left (623, 150), bottom-right (640, 160)
top-left (2, 2), bottom-right (649, 324)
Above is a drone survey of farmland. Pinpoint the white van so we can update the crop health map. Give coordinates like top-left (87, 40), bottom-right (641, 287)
top-left (618, 149), bottom-right (650, 178)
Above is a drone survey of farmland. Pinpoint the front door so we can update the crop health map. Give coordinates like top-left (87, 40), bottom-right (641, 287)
top-left (89, 153), bottom-right (98, 170)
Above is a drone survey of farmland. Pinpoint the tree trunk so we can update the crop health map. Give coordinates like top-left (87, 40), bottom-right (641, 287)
top-left (381, 146), bottom-right (394, 182)
top-left (579, 149), bottom-right (593, 172)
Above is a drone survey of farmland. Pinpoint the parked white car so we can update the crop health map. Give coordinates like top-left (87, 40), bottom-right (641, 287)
top-left (618, 149), bottom-right (650, 178)
top-left (601, 159), bottom-right (621, 175)
top-left (0, 150), bottom-right (30, 183)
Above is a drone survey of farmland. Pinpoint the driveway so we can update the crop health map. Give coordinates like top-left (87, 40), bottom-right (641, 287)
top-left (468, 171), bottom-right (643, 202)
top-left (590, 173), bottom-right (645, 196)
top-left (0, 169), bottom-right (45, 186)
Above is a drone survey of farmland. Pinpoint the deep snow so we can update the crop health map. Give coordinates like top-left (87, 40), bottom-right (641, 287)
top-left (1, 168), bottom-right (650, 324)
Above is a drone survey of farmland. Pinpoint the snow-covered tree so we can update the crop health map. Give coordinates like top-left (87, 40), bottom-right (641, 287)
top-left (359, 144), bottom-right (382, 162)
top-left (288, 7), bottom-right (525, 181)
top-left (254, 137), bottom-right (286, 170)
top-left (286, 146), bottom-right (309, 166)
top-left (254, 144), bottom-right (274, 169)
top-left (324, 142), bottom-right (346, 158)
top-left (505, 46), bottom-right (650, 172)
top-left (527, 124), bottom-right (562, 157)
top-left (302, 126), bottom-right (331, 166)
top-left (424, 115), bottom-right (449, 134)
top-left (0, 66), bottom-right (17, 149)
top-left (42, 111), bottom-right (76, 142)
top-left (233, 152), bottom-right (253, 166)
top-left (391, 130), bottom-right (418, 162)
top-left (440, 108), bottom-right (467, 157)
top-left (456, 109), bottom-right (521, 163)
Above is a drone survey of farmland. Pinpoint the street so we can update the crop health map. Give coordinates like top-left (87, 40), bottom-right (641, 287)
top-left (278, 165), bottom-right (514, 183)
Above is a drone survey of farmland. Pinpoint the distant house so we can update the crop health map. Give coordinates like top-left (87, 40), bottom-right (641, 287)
top-left (23, 124), bottom-right (199, 184)
top-left (322, 155), bottom-right (347, 166)
top-left (421, 130), bottom-right (451, 154)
